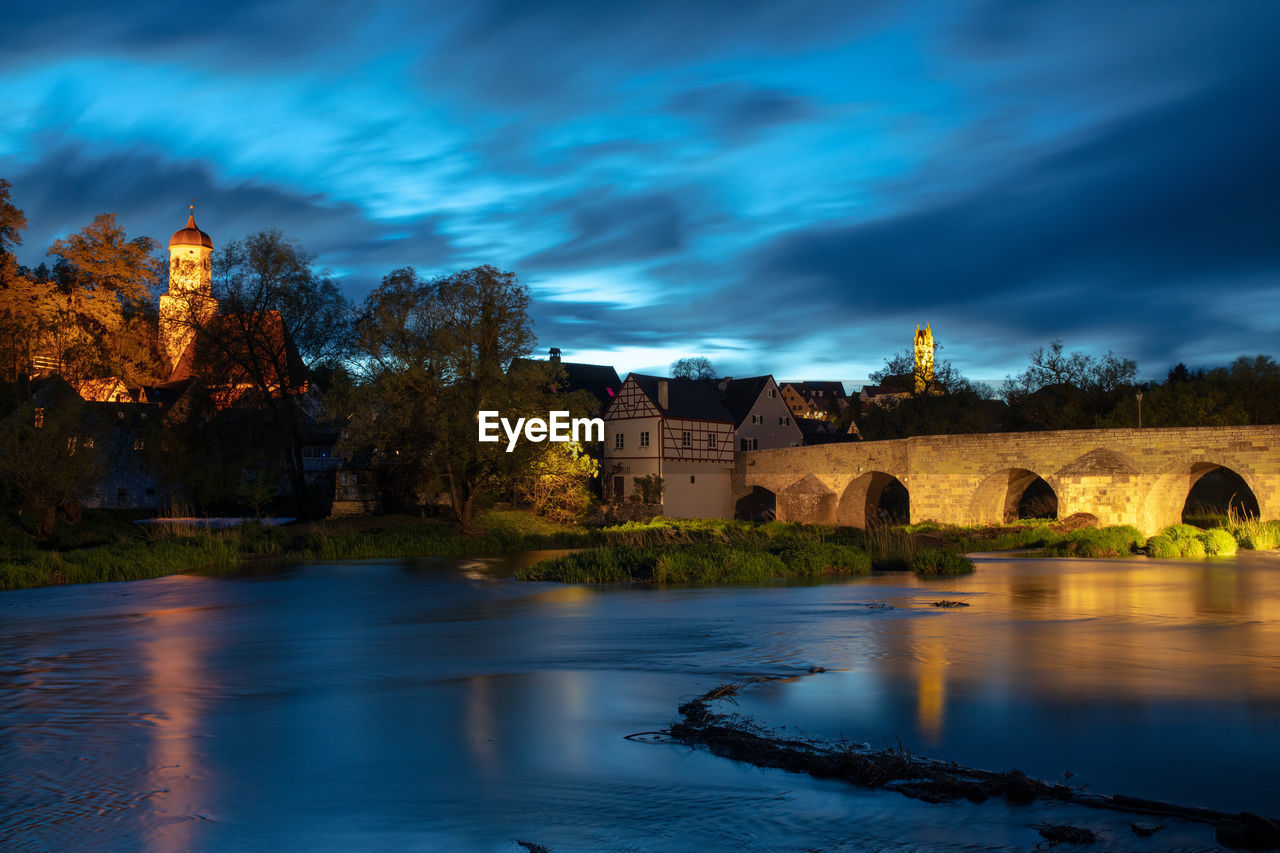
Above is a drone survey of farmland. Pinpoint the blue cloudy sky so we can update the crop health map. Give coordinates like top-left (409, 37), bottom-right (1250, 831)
top-left (3, 0), bottom-right (1278, 382)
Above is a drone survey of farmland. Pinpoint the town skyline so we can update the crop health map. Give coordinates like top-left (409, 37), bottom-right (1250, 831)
top-left (4, 1), bottom-right (1277, 381)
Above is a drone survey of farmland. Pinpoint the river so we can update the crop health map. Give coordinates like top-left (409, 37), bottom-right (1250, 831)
top-left (2, 551), bottom-right (1279, 851)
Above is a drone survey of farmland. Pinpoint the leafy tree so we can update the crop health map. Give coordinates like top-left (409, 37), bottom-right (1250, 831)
top-left (0, 180), bottom-right (31, 382)
top-left (351, 266), bottom-right (576, 532)
top-left (1100, 355), bottom-right (1280, 428)
top-left (670, 356), bottom-right (716, 380)
top-left (47, 213), bottom-right (162, 312)
top-left (0, 207), bottom-right (165, 385)
top-left (0, 179), bottom-right (26, 281)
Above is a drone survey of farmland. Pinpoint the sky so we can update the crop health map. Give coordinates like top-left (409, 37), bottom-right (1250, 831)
top-left (3, 0), bottom-right (1278, 383)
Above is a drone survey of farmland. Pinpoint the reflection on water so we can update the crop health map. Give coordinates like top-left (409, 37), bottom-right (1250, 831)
top-left (1, 550), bottom-right (1278, 851)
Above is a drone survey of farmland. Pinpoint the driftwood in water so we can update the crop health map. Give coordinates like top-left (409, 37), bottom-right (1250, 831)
top-left (657, 682), bottom-right (1280, 851)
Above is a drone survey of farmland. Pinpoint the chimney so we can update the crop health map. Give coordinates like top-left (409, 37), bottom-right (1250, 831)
top-left (717, 376), bottom-right (732, 392)
top-left (549, 347), bottom-right (561, 364)
top-left (657, 379), bottom-right (669, 410)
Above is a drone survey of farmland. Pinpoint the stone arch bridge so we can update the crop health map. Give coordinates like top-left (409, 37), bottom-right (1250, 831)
top-left (734, 426), bottom-right (1280, 535)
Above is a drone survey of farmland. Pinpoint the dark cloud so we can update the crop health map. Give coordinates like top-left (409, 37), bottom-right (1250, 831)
top-left (520, 191), bottom-right (687, 270)
top-left (0, 0), bottom-right (369, 70)
top-left (3, 0), bottom-right (1277, 379)
top-left (3, 143), bottom-right (457, 301)
top-left (666, 84), bottom-right (818, 143)
top-left (413, 0), bottom-right (893, 112)
top-left (746, 62), bottom-right (1280, 368)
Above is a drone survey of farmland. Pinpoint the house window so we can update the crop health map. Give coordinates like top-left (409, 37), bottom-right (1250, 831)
top-left (639, 431), bottom-right (649, 448)
top-left (690, 475), bottom-right (696, 484)
top-left (33, 407), bottom-right (44, 428)
top-left (681, 431), bottom-right (691, 447)
top-left (66, 436), bottom-right (77, 454)
top-left (769, 389), bottom-right (777, 398)
top-left (740, 438), bottom-right (758, 451)
top-left (707, 433), bottom-right (716, 449)
top-left (83, 436), bottom-right (94, 449)
top-left (779, 416), bottom-right (790, 426)
top-left (614, 433), bottom-right (624, 450)
top-left (134, 438), bottom-right (145, 451)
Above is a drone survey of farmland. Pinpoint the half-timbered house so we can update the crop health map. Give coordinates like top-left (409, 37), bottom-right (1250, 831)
top-left (602, 374), bottom-right (735, 519)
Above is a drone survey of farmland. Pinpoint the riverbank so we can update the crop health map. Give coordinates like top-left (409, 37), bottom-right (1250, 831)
top-left (0, 512), bottom-right (975, 590)
top-left (3, 509), bottom-right (1277, 591)
top-left (516, 522), bottom-right (974, 583)
top-left (0, 509), bottom-right (584, 590)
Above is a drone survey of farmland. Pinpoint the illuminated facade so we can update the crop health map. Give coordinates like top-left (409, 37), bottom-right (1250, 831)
top-left (913, 323), bottom-right (934, 393)
top-left (159, 207), bottom-right (218, 377)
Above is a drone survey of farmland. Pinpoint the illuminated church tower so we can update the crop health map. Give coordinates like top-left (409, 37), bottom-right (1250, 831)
top-left (159, 206), bottom-right (218, 377)
top-left (913, 323), bottom-right (934, 393)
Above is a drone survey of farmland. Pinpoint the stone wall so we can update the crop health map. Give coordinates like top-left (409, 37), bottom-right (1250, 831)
top-left (734, 425), bottom-right (1280, 535)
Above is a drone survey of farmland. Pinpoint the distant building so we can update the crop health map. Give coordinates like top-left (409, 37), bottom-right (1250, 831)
top-left (779, 381), bottom-right (850, 421)
top-left (859, 374), bottom-right (913, 406)
top-left (602, 374), bottom-right (735, 519)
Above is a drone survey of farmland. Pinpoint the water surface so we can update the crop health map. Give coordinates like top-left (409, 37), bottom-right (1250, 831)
top-left (2, 551), bottom-right (1278, 851)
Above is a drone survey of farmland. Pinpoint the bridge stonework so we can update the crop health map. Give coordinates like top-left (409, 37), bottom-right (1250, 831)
top-left (733, 426), bottom-right (1280, 535)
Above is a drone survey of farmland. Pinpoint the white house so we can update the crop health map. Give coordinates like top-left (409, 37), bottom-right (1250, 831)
top-left (602, 374), bottom-right (735, 519)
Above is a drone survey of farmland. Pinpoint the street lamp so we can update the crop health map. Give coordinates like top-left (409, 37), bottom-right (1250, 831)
top-left (1136, 390), bottom-right (1143, 429)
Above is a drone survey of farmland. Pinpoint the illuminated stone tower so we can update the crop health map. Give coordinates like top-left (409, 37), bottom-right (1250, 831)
top-left (913, 323), bottom-right (934, 393)
top-left (159, 206), bottom-right (218, 377)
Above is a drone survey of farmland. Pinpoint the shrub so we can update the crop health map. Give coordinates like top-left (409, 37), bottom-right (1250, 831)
top-left (1199, 528), bottom-right (1238, 556)
top-left (1145, 534), bottom-right (1181, 559)
top-left (1146, 525), bottom-right (1239, 558)
top-left (1042, 525), bottom-right (1143, 557)
top-left (777, 541), bottom-right (872, 576)
top-left (911, 548), bottom-right (975, 577)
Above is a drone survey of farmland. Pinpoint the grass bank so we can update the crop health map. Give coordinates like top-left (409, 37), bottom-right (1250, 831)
top-left (1, 511), bottom-right (976, 591)
top-left (0, 509), bottom-right (592, 592)
top-left (517, 520), bottom-right (974, 584)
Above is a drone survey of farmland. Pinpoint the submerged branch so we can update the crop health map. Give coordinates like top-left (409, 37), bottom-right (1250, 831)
top-left (649, 681), bottom-right (1280, 850)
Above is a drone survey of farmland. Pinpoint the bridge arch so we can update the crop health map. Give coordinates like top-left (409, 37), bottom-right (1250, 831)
top-left (1145, 458), bottom-right (1263, 532)
top-left (735, 485), bottom-right (777, 522)
top-left (970, 468), bottom-right (1059, 525)
top-left (837, 471), bottom-right (910, 528)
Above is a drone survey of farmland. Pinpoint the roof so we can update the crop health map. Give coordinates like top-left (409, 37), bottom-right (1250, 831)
top-left (169, 208), bottom-right (213, 249)
top-left (718, 376), bottom-right (771, 426)
top-left (628, 374), bottom-right (735, 422)
top-left (781, 380), bottom-right (848, 398)
top-left (168, 310), bottom-right (304, 393)
top-left (510, 356), bottom-right (622, 409)
top-left (555, 361), bottom-right (621, 408)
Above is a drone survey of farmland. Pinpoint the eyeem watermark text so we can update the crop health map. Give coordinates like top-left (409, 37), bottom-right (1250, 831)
top-left (478, 411), bottom-right (604, 452)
